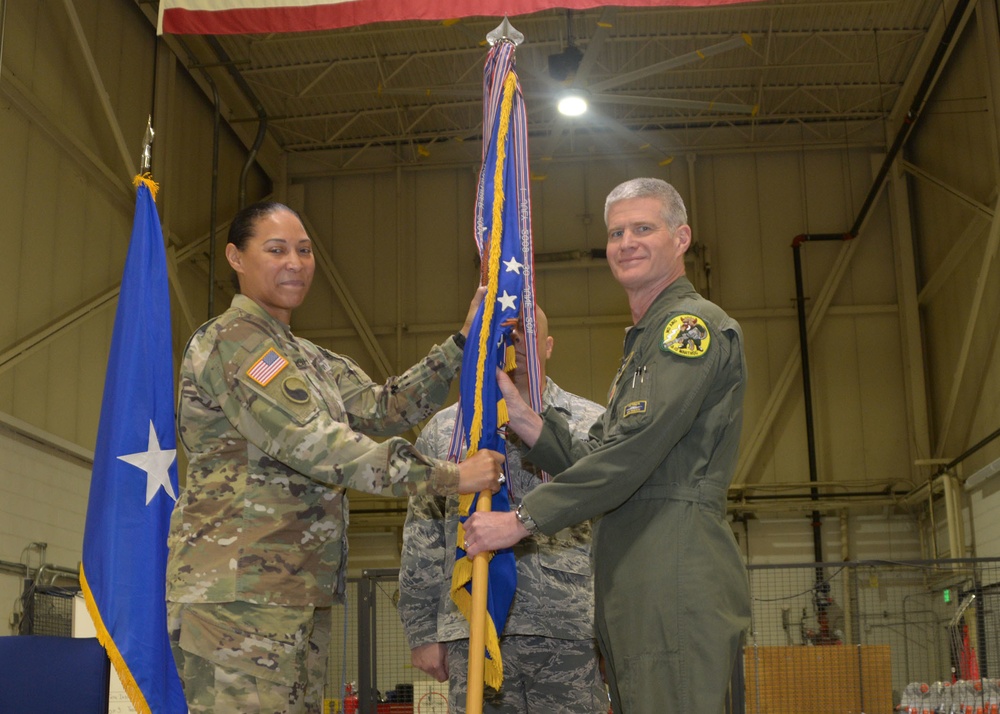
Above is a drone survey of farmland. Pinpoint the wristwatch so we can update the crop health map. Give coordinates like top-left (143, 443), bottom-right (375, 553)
top-left (514, 502), bottom-right (539, 534)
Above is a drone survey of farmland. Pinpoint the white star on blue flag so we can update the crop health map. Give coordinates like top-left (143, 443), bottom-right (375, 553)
top-left (118, 420), bottom-right (178, 505)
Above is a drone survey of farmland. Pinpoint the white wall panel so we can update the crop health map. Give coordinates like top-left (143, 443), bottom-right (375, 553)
top-left (968, 478), bottom-right (1000, 557)
top-left (704, 153), bottom-right (767, 307)
top-left (911, 13), bottom-right (996, 215)
top-left (745, 514), bottom-right (921, 565)
top-left (0, 419), bottom-right (91, 635)
top-left (752, 153), bottom-right (806, 309)
top-left (0, 103), bottom-right (29, 351)
top-left (906, 5), bottom-right (1000, 525)
top-left (813, 316), bottom-right (868, 481)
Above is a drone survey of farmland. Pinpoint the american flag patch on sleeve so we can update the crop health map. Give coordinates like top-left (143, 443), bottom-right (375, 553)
top-left (247, 347), bottom-right (289, 386)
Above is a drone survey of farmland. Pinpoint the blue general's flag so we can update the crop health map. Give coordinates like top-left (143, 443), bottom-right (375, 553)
top-left (80, 176), bottom-right (186, 714)
top-left (450, 35), bottom-right (540, 690)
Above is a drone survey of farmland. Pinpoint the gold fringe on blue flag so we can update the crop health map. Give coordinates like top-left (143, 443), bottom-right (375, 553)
top-left (80, 174), bottom-right (186, 714)
top-left (450, 29), bottom-right (540, 692)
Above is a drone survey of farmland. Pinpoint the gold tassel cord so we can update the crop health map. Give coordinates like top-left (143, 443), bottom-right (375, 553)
top-left (455, 69), bottom-right (520, 695)
top-left (504, 344), bottom-right (517, 372)
top-left (458, 68), bottom-right (519, 563)
top-left (468, 70), bottom-right (519, 451)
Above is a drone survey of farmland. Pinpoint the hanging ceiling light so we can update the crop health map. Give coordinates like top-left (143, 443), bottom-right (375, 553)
top-left (557, 89), bottom-right (589, 116)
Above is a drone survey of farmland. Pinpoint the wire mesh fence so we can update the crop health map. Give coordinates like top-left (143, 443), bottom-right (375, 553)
top-left (326, 570), bottom-right (440, 714)
top-left (327, 559), bottom-right (1000, 713)
top-left (742, 558), bottom-right (1000, 714)
top-left (18, 585), bottom-right (76, 636)
top-left (326, 578), bottom-right (360, 713)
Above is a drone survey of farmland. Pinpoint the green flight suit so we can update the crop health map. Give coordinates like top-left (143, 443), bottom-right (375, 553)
top-left (522, 277), bottom-right (750, 714)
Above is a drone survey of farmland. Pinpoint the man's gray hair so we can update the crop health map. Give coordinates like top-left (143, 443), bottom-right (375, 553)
top-left (604, 178), bottom-right (688, 229)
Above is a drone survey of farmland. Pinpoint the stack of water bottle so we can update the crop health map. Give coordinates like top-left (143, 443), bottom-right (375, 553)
top-left (898, 679), bottom-right (1000, 714)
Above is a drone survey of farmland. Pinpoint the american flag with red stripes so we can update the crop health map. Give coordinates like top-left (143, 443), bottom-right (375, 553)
top-left (247, 348), bottom-right (289, 386)
top-left (158, 0), bottom-right (760, 35)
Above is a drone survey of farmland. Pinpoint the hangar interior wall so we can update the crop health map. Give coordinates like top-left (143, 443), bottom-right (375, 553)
top-left (1, 0), bottom-right (1000, 636)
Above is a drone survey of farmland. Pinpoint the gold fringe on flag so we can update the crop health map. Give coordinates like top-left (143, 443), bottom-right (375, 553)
top-left (80, 565), bottom-right (154, 714)
top-left (451, 68), bottom-right (520, 692)
top-left (132, 173), bottom-right (160, 201)
top-left (467, 70), bottom-right (518, 453)
top-left (504, 344), bottom-right (517, 373)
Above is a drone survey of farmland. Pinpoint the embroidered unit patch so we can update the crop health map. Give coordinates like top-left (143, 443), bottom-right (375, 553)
top-left (281, 376), bottom-right (311, 404)
top-left (247, 348), bottom-right (289, 386)
top-left (622, 400), bottom-right (647, 418)
top-left (661, 314), bottom-right (711, 358)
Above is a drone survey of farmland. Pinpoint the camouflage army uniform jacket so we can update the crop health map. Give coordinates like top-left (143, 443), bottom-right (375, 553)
top-left (397, 378), bottom-right (604, 647)
top-left (166, 294), bottom-right (464, 609)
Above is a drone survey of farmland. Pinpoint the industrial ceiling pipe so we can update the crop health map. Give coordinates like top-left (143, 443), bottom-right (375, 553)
top-left (209, 82), bottom-right (220, 317)
top-left (205, 35), bottom-right (269, 210)
top-left (848, 0), bottom-right (973, 240)
top-left (791, 232), bottom-right (852, 570)
top-left (788, 0), bottom-right (972, 593)
top-left (932, 424), bottom-right (1000, 480)
top-left (173, 34), bottom-right (224, 318)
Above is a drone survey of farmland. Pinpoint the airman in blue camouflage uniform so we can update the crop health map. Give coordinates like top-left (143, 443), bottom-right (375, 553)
top-left (398, 307), bottom-right (607, 713)
top-left (166, 201), bottom-right (504, 714)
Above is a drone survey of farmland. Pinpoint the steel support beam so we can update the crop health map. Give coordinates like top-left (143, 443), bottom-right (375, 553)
top-left (918, 216), bottom-right (988, 306)
top-left (900, 160), bottom-right (994, 220)
top-left (934, 192), bottom-right (1000, 455)
top-left (60, 0), bottom-right (135, 179)
top-left (0, 68), bottom-right (132, 211)
top-left (732, 238), bottom-right (859, 487)
top-left (299, 215), bottom-right (394, 379)
top-left (889, 160), bottom-right (933, 475)
top-left (0, 287), bottom-right (119, 376)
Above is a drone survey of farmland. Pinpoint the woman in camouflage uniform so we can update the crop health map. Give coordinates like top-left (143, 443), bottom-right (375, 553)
top-left (166, 201), bottom-right (504, 714)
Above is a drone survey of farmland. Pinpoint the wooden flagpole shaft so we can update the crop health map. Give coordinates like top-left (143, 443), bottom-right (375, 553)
top-left (466, 490), bottom-right (493, 714)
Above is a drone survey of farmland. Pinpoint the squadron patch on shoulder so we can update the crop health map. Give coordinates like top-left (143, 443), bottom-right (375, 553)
top-left (246, 347), bottom-right (289, 386)
top-left (281, 376), bottom-right (311, 404)
top-left (660, 314), bottom-right (710, 358)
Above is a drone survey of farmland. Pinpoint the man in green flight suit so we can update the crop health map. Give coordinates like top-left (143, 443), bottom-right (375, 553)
top-left (463, 177), bottom-right (750, 713)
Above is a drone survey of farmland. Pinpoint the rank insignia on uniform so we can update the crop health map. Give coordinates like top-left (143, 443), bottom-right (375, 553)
top-left (281, 376), bottom-right (311, 404)
top-left (661, 314), bottom-right (710, 358)
top-left (246, 347), bottom-right (288, 386)
top-left (623, 400), bottom-right (647, 418)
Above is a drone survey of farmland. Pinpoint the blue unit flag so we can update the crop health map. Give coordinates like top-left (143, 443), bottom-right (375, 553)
top-left (81, 176), bottom-right (186, 714)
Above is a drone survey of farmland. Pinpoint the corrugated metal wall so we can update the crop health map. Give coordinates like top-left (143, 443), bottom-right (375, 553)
top-left (1, 0), bottom-right (999, 632)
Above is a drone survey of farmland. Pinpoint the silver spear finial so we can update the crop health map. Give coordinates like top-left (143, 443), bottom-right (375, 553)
top-left (487, 17), bottom-right (523, 47)
top-left (140, 115), bottom-right (155, 174)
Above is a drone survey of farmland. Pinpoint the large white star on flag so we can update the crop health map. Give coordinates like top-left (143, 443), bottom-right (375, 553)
top-left (503, 256), bottom-right (524, 274)
top-left (118, 420), bottom-right (178, 505)
top-left (497, 290), bottom-right (518, 312)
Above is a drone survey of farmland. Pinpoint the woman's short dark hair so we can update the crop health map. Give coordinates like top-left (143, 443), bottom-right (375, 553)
top-left (227, 201), bottom-right (300, 250)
